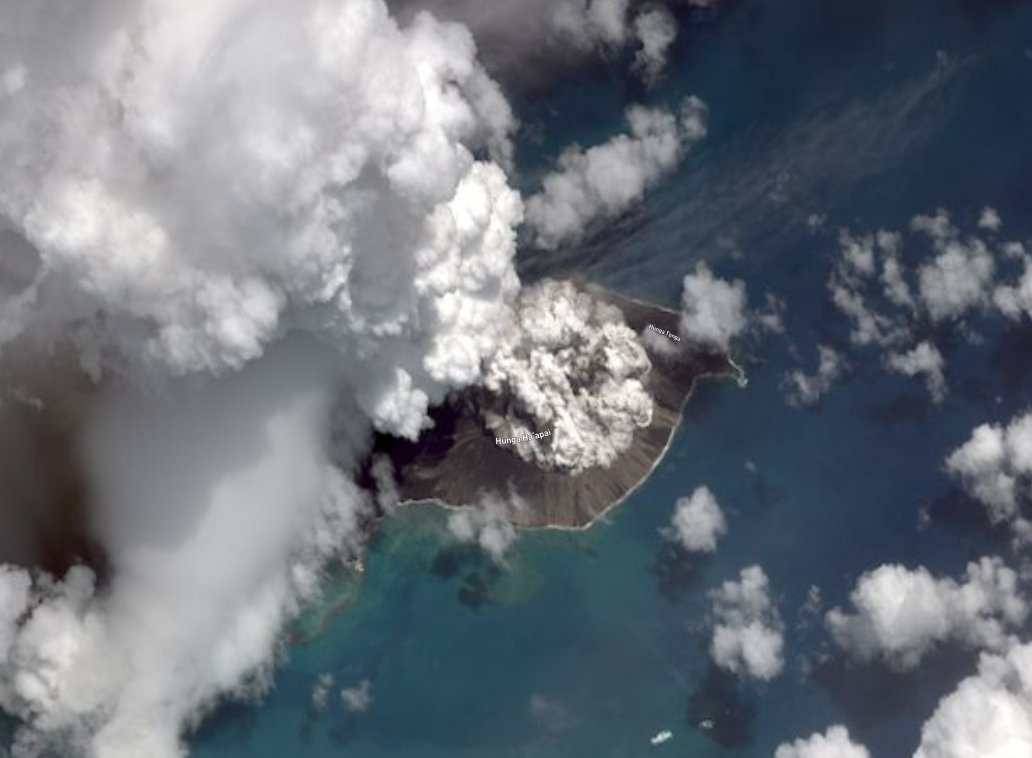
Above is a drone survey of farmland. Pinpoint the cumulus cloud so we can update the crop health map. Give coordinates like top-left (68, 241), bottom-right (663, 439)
top-left (993, 256), bottom-right (1032, 321)
top-left (0, 0), bottom-right (533, 755)
top-left (979, 206), bottom-right (1003, 232)
top-left (825, 557), bottom-right (1028, 671)
top-left (914, 640), bottom-right (1032, 758)
top-left (446, 492), bottom-right (521, 563)
top-left (708, 565), bottom-right (785, 680)
top-left (912, 210), bottom-right (996, 322)
top-left (482, 279), bottom-right (654, 474)
top-left (311, 673), bottom-right (335, 711)
top-left (679, 263), bottom-right (749, 351)
top-left (664, 486), bottom-right (727, 553)
top-left (885, 341), bottom-right (946, 403)
top-left (782, 345), bottom-right (847, 407)
top-left (946, 413), bottom-right (1032, 545)
top-left (774, 725), bottom-right (871, 758)
top-left (828, 229), bottom-right (912, 348)
top-left (632, 7), bottom-right (678, 86)
top-left (824, 210), bottom-right (1032, 402)
top-left (340, 679), bottom-right (373, 713)
top-left (525, 96), bottom-right (707, 249)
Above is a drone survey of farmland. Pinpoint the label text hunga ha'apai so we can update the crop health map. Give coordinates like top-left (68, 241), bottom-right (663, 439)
top-left (495, 430), bottom-right (552, 446)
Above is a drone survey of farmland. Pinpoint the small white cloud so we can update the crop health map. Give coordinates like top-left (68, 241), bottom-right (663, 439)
top-left (827, 234), bottom-right (909, 347)
top-left (679, 263), bottom-right (749, 351)
top-left (756, 294), bottom-right (787, 334)
top-left (447, 493), bottom-right (520, 563)
top-left (782, 345), bottom-right (846, 407)
top-left (978, 207), bottom-right (1003, 232)
top-left (993, 255), bottom-right (1032, 321)
top-left (340, 679), bottom-right (373, 713)
top-left (632, 7), bottom-right (677, 86)
top-left (525, 97), bottom-right (707, 249)
top-left (838, 230), bottom-right (878, 277)
top-left (825, 557), bottom-right (1028, 671)
top-left (708, 565), bottom-right (784, 680)
top-left (885, 341), bottom-right (947, 403)
top-left (946, 412), bottom-right (1032, 545)
top-left (774, 725), bottom-right (870, 758)
top-left (311, 673), bottom-right (335, 712)
top-left (664, 486), bottom-right (727, 553)
top-left (912, 210), bottom-right (995, 322)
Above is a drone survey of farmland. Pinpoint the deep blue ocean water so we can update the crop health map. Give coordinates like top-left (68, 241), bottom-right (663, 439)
top-left (192, 1), bottom-right (1032, 756)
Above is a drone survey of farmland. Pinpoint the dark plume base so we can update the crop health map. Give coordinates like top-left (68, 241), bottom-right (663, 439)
top-left (369, 285), bottom-right (743, 530)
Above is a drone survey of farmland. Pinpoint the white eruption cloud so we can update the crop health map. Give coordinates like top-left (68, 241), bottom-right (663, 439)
top-left (708, 565), bottom-right (785, 680)
top-left (482, 279), bottom-right (654, 474)
top-left (664, 486), bottom-right (727, 553)
top-left (774, 725), bottom-right (871, 758)
top-left (679, 263), bottom-right (749, 351)
top-left (0, 0), bottom-right (535, 755)
top-left (825, 557), bottom-right (1028, 671)
top-left (914, 640), bottom-right (1032, 758)
top-left (782, 344), bottom-right (847, 408)
top-left (525, 97), bottom-right (708, 249)
top-left (946, 412), bottom-right (1032, 546)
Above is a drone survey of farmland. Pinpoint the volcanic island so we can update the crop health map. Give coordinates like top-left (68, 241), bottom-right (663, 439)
top-left (370, 282), bottom-right (745, 531)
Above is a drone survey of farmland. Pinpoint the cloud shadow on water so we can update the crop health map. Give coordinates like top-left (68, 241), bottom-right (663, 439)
top-left (812, 646), bottom-right (979, 731)
top-left (651, 543), bottom-right (710, 602)
top-left (684, 665), bottom-right (757, 751)
top-left (867, 393), bottom-right (931, 428)
top-left (430, 543), bottom-right (503, 609)
top-left (924, 486), bottom-right (1014, 548)
top-left (991, 325), bottom-right (1032, 396)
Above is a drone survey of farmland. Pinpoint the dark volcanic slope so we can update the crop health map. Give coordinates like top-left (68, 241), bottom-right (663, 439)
top-left (376, 286), bottom-right (741, 529)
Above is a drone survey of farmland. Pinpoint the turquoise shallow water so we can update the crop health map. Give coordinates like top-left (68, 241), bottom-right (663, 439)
top-left (192, 0), bottom-right (1032, 756)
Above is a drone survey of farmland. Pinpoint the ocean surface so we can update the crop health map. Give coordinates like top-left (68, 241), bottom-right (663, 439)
top-left (193, 0), bottom-right (1032, 755)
